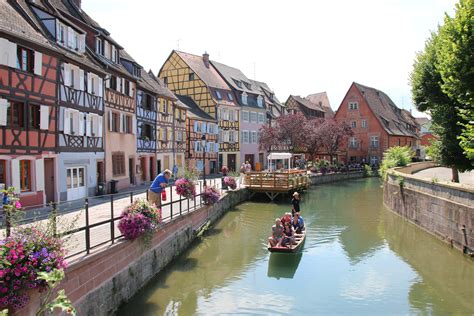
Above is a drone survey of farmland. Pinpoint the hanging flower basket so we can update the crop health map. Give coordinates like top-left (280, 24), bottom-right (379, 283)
top-left (202, 186), bottom-right (221, 205)
top-left (223, 176), bottom-right (237, 190)
top-left (118, 199), bottom-right (161, 241)
top-left (175, 178), bottom-right (196, 199)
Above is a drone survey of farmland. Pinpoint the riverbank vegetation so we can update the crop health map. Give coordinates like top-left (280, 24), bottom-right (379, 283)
top-left (379, 146), bottom-right (414, 180)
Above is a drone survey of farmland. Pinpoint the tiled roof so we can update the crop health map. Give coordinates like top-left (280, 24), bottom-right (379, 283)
top-left (176, 95), bottom-right (215, 121)
top-left (354, 82), bottom-right (419, 137)
top-left (145, 70), bottom-right (177, 100)
top-left (211, 61), bottom-right (263, 96)
top-left (415, 117), bottom-right (429, 126)
top-left (306, 92), bottom-right (334, 118)
top-left (174, 51), bottom-right (230, 90)
top-left (289, 95), bottom-right (325, 112)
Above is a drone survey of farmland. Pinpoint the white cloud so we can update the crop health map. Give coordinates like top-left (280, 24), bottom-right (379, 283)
top-left (83, 0), bottom-right (454, 117)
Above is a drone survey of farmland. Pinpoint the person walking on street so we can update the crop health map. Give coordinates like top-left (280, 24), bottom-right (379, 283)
top-left (148, 169), bottom-right (172, 208)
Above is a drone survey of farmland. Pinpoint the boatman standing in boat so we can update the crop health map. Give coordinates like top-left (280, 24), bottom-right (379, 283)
top-left (291, 192), bottom-right (301, 216)
top-left (148, 169), bottom-right (172, 208)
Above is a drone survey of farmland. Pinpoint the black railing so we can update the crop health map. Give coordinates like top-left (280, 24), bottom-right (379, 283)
top-left (1, 178), bottom-right (224, 260)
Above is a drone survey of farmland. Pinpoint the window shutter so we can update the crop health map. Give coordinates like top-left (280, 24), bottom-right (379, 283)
top-left (97, 76), bottom-right (103, 97)
top-left (108, 110), bottom-right (113, 132)
top-left (105, 76), bottom-right (110, 88)
top-left (63, 109), bottom-right (71, 135)
top-left (79, 69), bottom-right (85, 91)
top-left (129, 82), bottom-right (133, 97)
top-left (159, 128), bottom-right (163, 141)
top-left (0, 39), bottom-right (18, 68)
top-left (34, 52), bottom-right (42, 76)
top-left (194, 121), bottom-right (198, 132)
top-left (0, 99), bottom-right (8, 126)
top-left (194, 141), bottom-right (199, 152)
top-left (202, 122), bottom-right (207, 133)
top-left (67, 27), bottom-right (74, 48)
top-left (132, 116), bottom-right (136, 134)
top-left (11, 159), bottom-right (20, 193)
top-left (119, 113), bottom-right (124, 133)
top-left (78, 112), bottom-right (85, 135)
top-left (86, 113), bottom-right (92, 136)
top-left (63, 64), bottom-right (71, 86)
top-left (87, 73), bottom-right (92, 93)
top-left (40, 105), bottom-right (49, 130)
top-left (214, 143), bottom-right (219, 152)
top-left (35, 159), bottom-right (44, 191)
top-left (120, 78), bottom-right (125, 93)
top-left (97, 115), bottom-right (103, 137)
top-left (79, 33), bottom-right (86, 53)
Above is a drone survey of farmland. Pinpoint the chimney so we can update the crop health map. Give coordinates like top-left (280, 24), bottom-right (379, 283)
top-left (203, 52), bottom-right (209, 68)
top-left (71, 0), bottom-right (81, 8)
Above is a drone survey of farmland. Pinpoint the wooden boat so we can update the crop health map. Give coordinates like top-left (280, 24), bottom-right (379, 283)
top-left (268, 230), bottom-right (306, 253)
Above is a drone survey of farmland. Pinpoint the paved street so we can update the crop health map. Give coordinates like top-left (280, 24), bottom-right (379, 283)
top-left (413, 167), bottom-right (474, 185)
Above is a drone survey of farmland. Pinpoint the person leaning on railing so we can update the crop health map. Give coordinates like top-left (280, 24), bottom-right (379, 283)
top-left (148, 169), bottom-right (172, 208)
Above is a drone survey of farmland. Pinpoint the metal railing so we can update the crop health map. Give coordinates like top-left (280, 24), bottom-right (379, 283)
top-left (1, 178), bottom-right (224, 260)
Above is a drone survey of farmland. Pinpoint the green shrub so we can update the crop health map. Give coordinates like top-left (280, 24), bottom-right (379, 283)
top-left (379, 146), bottom-right (413, 180)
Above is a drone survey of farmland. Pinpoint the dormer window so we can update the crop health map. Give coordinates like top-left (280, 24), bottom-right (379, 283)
top-left (215, 90), bottom-right (222, 100)
top-left (112, 46), bottom-right (119, 63)
top-left (56, 21), bottom-right (85, 54)
top-left (257, 95), bottom-right (263, 107)
top-left (233, 79), bottom-right (242, 88)
top-left (227, 93), bottom-right (233, 101)
top-left (189, 73), bottom-right (195, 81)
top-left (242, 92), bottom-right (248, 105)
top-left (58, 24), bottom-right (65, 43)
top-left (96, 38), bottom-right (103, 55)
top-left (243, 82), bottom-right (251, 90)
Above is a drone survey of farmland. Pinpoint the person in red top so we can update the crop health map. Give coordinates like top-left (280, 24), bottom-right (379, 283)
top-left (281, 212), bottom-right (292, 226)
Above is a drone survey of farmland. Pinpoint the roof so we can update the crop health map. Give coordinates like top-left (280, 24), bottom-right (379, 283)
top-left (288, 95), bottom-right (325, 112)
top-left (176, 95), bottom-right (215, 121)
top-left (353, 82), bottom-right (419, 137)
top-left (211, 61), bottom-right (263, 96)
top-left (249, 79), bottom-right (284, 106)
top-left (306, 92), bottom-right (334, 118)
top-left (144, 70), bottom-right (177, 100)
top-left (174, 51), bottom-right (230, 90)
top-left (415, 117), bottom-right (430, 126)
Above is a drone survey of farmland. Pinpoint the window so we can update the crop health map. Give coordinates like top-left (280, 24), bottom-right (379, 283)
top-left (215, 90), bottom-right (222, 100)
top-left (20, 160), bottom-right (31, 192)
top-left (189, 73), bottom-right (195, 81)
top-left (242, 92), bottom-right (248, 105)
top-left (242, 111), bottom-right (249, 122)
top-left (233, 79), bottom-right (242, 88)
top-left (227, 93), bottom-right (233, 101)
top-left (58, 24), bottom-right (66, 43)
top-left (163, 77), bottom-right (168, 86)
top-left (243, 82), bottom-right (251, 90)
top-left (112, 153), bottom-right (125, 176)
top-left (17, 46), bottom-right (34, 73)
top-left (370, 156), bottom-right (379, 166)
top-left (229, 130), bottom-right (236, 143)
top-left (123, 115), bottom-right (132, 134)
top-left (96, 38), bottom-right (103, 55)
top-left (7, 102), bottom-right (24, 128)
top-left (124, 80), bottom-right (130, 96)
top-left (142, 94), bottom-right (153, 110)
top-left (370, 136), bottom-right (379, 148)
top-left (251, 131), bottom-right (258, 144)
top-left (112, 46), bottom-right (119, 63)
top-left (250, 112), bottom-right (257, 123)
top-left (112, 112), bottom-right (119, 132)
top-left (29, 104), bottom-right (40, 129)
top-left (141, 123), bottom-right (153, 139)
top-left (242, 130), bottom-right (249, 143)
top-left (351, 121), bottom-right (357, 128)
top-left (0, 160), bottom-right (6, 184)
top-left (361, 119), bottom-right (367, 128)
top-left (257, 95), bottom-right (263, 107)
top-left (110, 76), bottom-right (117, 90)
top-left (258, 113), bottom-right (265, 124)
top-left (348, 102), bottom-right (359, 110)
top-left (349, 137), bottom-right (358, 148)
top-left (229, 109), bottom-right (235, 122)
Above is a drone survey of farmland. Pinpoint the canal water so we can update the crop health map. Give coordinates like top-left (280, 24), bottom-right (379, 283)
top-left (118, 178), bottom-right (474, 315)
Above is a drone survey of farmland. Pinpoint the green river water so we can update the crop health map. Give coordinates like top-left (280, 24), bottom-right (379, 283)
top-left (118, 178), bottom-right (473, 315)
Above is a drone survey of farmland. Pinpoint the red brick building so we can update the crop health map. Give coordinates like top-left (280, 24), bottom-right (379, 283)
top-left (334, 82), bottom-right (420, 166)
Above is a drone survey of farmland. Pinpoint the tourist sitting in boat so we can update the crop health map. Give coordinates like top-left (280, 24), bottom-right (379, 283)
top-left (292, 212), bottom-right (305, 234)
top-left (268, 218), bottom-right (284, 247)
top-left (282, 222), bottom-right (296, 247)
top-left (281, 212), bottom-right (292, 226)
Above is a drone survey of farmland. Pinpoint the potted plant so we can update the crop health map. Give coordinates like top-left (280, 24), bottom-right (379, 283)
top-left (117, 199), bottom-right (161, 241)
top-left (202, 186), bottom-right (220, 205)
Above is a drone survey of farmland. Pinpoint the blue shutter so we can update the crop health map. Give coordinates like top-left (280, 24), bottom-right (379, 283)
top-left (214, 143), bottom-right (219, 152)
top-left (202, 122), bottom-right (207, 134)
top-left (194, 121), bottom-right (198, 132)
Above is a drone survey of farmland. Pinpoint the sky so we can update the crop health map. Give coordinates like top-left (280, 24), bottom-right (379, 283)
top-left (83, 0), bottom-right (456, 117)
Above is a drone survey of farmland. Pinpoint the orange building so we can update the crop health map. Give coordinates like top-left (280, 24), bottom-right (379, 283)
top-left (334, 82), bottom-right (420, 166)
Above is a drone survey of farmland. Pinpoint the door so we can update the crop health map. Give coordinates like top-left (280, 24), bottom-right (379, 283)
top-left (228, 154), bottom-right (237, 172)
top-left (218, 154), bottom-right (223, 171)
top-left (259, 153), bottom-right (264, 171)
top-left (210, 160), bottom-right (216, 174)
top-left (129, 158), bottom-right (135, 185)
top-left (157, 160), bottom-right (162, 175)
top-left (149, 157), bottom-right (155, 181)
top-left (44, 158), bottom-right (55, 203)
top-left (164, 155), bottom-right (170, 170)
top-left (66, 167), bottom-right (86, 201)
top-left (140, 157), bottom-right (147, 182)
top-left (244, 154), bottom-right (255, 168)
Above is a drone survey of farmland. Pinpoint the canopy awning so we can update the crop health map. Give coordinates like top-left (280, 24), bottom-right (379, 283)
top-left (267, 153), bottom-right (292, 160)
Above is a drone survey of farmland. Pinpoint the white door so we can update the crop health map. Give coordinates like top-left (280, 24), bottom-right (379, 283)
top-left (66, 167), bottom-right (87, 200)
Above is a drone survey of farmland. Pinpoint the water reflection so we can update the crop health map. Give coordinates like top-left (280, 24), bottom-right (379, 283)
top-left (267, 253), bottom-right (303, 279)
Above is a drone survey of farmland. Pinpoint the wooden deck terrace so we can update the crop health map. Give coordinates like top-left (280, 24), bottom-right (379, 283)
top-left (244, 170), bottom-right (310, 200)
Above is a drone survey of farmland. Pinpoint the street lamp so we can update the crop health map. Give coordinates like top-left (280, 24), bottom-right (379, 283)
top-left (201, 134), bottom-right (207, 187)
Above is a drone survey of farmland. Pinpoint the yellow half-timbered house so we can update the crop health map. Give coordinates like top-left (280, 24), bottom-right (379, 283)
top-left (159, 51), bottom-right (240, 171)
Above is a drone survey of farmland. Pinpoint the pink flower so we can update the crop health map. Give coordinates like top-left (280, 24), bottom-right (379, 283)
top-left (15, 201), bottom-right (22, 209)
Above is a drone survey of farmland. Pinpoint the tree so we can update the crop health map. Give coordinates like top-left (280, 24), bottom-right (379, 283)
top-left (319, 119), bottom-right (353, 162)
top-left (410, 8), bottom-right (473, 182)
top-left (258, 113), bottom-right (308, 153)
top-left (302, 119), bottom-right (324, 161)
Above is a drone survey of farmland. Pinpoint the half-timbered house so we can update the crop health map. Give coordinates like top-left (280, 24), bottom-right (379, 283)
top-left (285, 95), bottom-right (327, 119)
top-left (18, 0), bottom-right (108, 201)
top-left (159, 51), bottom-right (240, 171)
top-left (0, 1), bottom-right (59, 207)
top-left (177, 95), bottom-right (218, 174)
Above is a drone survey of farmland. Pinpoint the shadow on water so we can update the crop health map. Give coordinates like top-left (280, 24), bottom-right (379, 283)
top-left (267, 252), bottom-right (303, 279)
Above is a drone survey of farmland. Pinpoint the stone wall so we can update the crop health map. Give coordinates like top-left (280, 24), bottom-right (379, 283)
top-left (383, 167), bottom-right (473, 254)
top-left (309, 171), bottom-right (366, 185)
top-left (16, 189), bottom-right (249, 316)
